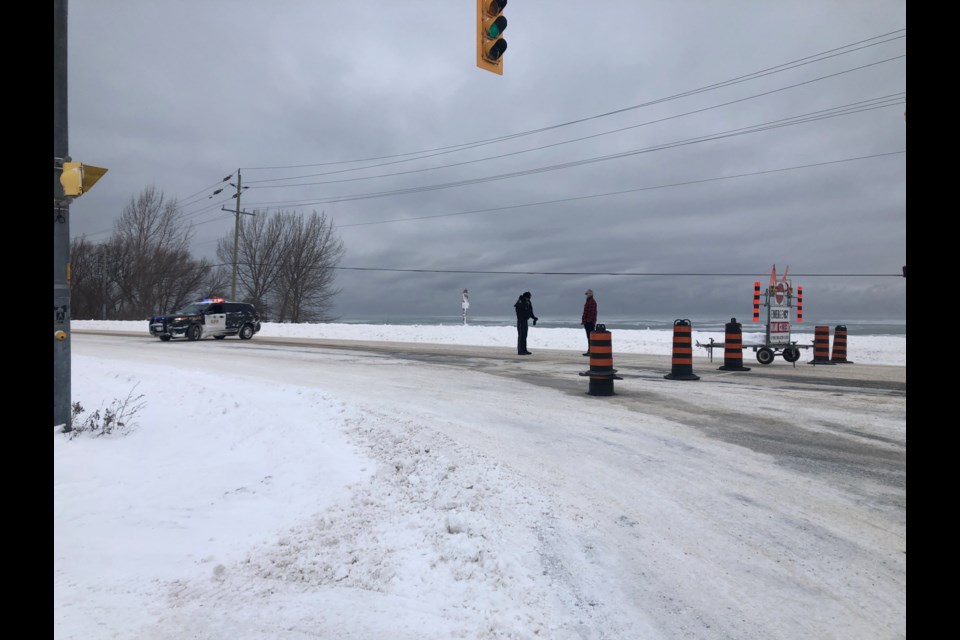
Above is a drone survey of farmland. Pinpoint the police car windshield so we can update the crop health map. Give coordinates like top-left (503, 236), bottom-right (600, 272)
top-left (175, 302), bottom-right (210, 315)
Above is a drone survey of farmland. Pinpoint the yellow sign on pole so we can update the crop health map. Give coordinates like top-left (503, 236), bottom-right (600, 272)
top-left (60, 162), bottom-right (108, 197)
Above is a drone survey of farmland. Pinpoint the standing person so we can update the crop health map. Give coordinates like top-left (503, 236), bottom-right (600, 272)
top-left (514, 291), bottom-right (538, 355)
top-left (581, 289), bottom-right (597, 356)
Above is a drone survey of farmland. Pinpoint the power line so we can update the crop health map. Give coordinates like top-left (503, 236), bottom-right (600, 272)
top-left (241, 98), bottom-right (905, 210)
top-left (240, 30), bottom-right (904, 175)
top-left (333, 151), bottom-right (904, 229)
top-left (72, 31), bottom-right (905, 247)
top-left (194, 262), bottom-right (902, 278)
top-left (242, 58), bottom-right (904, 190)
top-left (334, 268), bottom-right (901, 277)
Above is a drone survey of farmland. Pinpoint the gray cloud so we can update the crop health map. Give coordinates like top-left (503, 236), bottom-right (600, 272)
top-left (64, 1), bottom-right (906, 323)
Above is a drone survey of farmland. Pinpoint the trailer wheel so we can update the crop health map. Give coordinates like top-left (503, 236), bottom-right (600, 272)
top-left (756, 348), bottom-right (775, 365)
top-left (782, 347), bottom-right (800, 363)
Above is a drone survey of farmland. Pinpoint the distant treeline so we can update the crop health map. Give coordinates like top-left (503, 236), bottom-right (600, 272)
top-left (70, 187), bottom-right (343, 322)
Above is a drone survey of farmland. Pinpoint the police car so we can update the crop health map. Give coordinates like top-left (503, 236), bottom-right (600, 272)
top-left (148, 298), bottom-right (262, 342)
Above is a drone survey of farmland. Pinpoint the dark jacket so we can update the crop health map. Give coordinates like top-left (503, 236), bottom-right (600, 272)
top-left (515, 296), bottom-right (537, 323)
top-left (582, 296), bottom-right (597, 324)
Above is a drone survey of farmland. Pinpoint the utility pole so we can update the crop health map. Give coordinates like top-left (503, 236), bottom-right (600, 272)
top-left (222, 169), bottom-right (253, 300)
top-left (54, 0), bottom-right (71, 429)
top-left (232, 170), bottom-right (242, 300)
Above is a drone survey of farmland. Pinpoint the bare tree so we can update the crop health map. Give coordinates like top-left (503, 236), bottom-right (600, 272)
top-left (71, 188), bottom-right (347, 323)
top-left (69, 236), bottom-right (100, 319)
top-left (217, 211), bottom-right (285, 319)
top-left (108, 187), bottom-right (210, 318)
top-left (198, 266), bottom-right (232, 302)
top-left (272, 210), bottom-right (344, 323)
top-left (71, 237), bottom-right (127, 320)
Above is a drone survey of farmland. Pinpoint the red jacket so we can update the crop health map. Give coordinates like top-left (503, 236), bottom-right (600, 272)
top-left (582, 296), bottom-right (597, 324)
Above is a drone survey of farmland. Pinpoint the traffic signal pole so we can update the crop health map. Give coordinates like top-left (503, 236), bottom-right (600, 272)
top-left (54, 0), bottom-right (71, 429)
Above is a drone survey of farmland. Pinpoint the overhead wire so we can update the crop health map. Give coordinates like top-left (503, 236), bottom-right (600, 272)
top-left (240, 96), bottom-right (905, 210)
top-left (75, 30), bottom-right (905, 261)
top-left (159, 34), bottom-right (910, 219)
top-left (333, 151), bottom-right (904, 229)
top-left (182, 261), bottom-right (902, 278)
top-left (240, 60), bottom-right (903, 194)
top-left (241, 29), bottom-right (904, 176)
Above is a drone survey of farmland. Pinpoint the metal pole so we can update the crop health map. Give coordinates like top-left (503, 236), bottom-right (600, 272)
top-left (231, 169), bottom-right (241, 300)
top-left (54, 0), bottom-right (71, 429)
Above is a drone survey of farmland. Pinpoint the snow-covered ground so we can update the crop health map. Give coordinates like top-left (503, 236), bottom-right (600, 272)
top-left (54, 322), bottom-right (906, 639)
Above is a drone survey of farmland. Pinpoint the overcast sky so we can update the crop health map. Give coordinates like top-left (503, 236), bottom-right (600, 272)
top-left (63, 1), bottom-right (906, 323)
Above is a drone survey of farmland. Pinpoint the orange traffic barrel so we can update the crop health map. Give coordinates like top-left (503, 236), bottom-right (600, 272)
top-left (808, 325), bottom-right (835, 365)
top-left (664, 319), bottom-right (700, 380)
top-left (718, 318), bottom-right (750, 371)
top-left (579, 324), bottom-right (623, 396)
top-left (831, 325), bottom-right (852, 363)
top-left (580, 324), bottom-right (623, 396)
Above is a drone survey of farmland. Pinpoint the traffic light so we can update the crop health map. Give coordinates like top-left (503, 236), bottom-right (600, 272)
top-left (476, 0), bottom-right (507, 75)
top-left (59, 161), bottom-right (108, 197)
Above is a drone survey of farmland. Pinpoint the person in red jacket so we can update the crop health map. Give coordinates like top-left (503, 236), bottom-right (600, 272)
top-left (581, 289), bottom-right (597, 356)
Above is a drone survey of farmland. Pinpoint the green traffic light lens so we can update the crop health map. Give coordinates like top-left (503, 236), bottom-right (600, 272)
top-left (487, 15), bottom-right (507, 38)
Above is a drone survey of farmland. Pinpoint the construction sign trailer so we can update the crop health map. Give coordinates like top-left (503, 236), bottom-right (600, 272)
top-left (698, 265), bottom-right (813, 366)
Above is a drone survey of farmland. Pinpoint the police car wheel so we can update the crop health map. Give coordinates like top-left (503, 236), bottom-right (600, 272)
top-left (239, 324), bottom-right (254, 340)
top-left (159, 335), bottom-right (171, 342)
top-left (187, 324), bottom-right (202, 341)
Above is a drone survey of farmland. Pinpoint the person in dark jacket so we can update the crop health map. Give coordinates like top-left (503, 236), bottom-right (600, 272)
top-left (514, 291), bottom-right (538, 355)
top-left (581, 289), bottom-right (597, 356)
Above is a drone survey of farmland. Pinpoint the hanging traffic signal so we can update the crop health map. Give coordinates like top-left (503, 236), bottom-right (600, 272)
top-left (476, 0), bottom-right (507, 75)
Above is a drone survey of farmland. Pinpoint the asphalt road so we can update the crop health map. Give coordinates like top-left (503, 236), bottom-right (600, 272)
top-left (72, 329), bottom-right (906, 495)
